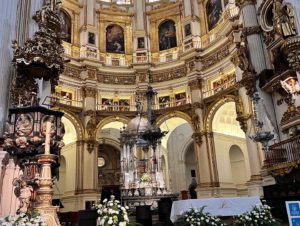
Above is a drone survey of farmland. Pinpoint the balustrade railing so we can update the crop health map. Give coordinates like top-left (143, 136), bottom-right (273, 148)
top-left (48, 96), bottom-right (83, 108)
top-left (265, 134), bottom-right (300, 167)
top-left (203, 78), bottom-right (236, 99)
top-left (96, 98), bottom-right (190, 111)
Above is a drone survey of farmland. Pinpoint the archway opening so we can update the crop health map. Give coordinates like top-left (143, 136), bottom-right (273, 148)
top-left (212, 102), bottom-right (249, 191)
top-left (159, 117), bottom-right (195, 193)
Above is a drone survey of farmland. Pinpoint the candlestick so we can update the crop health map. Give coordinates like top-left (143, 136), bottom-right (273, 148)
top-left (45, 121), bottom-right (52, 155)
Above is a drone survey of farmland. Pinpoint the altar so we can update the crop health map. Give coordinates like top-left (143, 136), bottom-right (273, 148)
top-left (170, 196), bottom-right (261, 223)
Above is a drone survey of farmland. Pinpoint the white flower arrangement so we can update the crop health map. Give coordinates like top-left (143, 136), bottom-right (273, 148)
top-left (140, 173), bottom-right (152, 183)
top-left (233, 202), bottom-right (280, 226)
top-left (0, 212), bottom-right (46, 226)
top-left (95, 195), bottom-right (129, 226)
top-left (179, 207), bottom-right (226, 226)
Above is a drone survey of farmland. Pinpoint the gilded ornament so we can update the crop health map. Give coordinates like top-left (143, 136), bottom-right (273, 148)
top-left (231, 37), bottom-right (255, 73)
top-left (192, 132), bottom-right (203, 144)
top-left (234, 96), bottom-right (251, 132)
top-left (281, 36), bottom-right (300, 71)
top-left (273, 0), bottom-right (297, 38)
top-left (243, 26), bottom-right (262, 36)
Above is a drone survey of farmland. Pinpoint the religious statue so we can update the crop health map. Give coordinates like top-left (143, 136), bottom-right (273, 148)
top-left (13, 177), bottom-right (33, 214)
top-left (280, 77), bottom-right (300, 100)
top-left (16, 114), bottom-right (33, 136)
top-left (232, 37), bottom-right (254, 73)
top-left (273, 0), bottom-right (296, 38)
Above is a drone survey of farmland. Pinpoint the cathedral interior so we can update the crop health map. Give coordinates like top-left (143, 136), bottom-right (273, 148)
top-left (0, 0), bottom-right (300, 225)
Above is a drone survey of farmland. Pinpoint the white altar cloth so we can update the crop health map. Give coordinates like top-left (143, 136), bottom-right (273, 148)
top-left (170, 196), bottom-right (261, 222)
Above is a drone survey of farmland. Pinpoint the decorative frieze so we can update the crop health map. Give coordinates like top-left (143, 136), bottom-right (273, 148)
top-left (97, 73), bottom-right (136, 85)
top-left (150, 66), bottom-right (186, 83)
top-left (64, 66), bottom-right (81, 80)
top-left (202, 43), bottom-right (231, 70)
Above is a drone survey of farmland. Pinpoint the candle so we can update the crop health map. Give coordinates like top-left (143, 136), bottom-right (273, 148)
top-left (45, 121), bottom-right (52, 155)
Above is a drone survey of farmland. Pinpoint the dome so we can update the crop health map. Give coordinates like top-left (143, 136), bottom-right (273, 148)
top-left (126, 115), bottom-right (149, 135)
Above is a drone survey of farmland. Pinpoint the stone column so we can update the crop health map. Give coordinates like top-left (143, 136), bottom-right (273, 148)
top-left (188, 79), bottom-right (219, 198)
top-left (236, 0), bottom-right (276, 196)
top-left (82, 85), bottom-right (98, 194)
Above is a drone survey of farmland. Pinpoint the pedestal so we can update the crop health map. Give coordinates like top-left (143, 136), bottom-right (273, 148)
top-left (35, 154), bottom-right (60, 226)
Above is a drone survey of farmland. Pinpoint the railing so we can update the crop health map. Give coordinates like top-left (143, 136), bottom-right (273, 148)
top-left (265, 134), bottom-right (300, 168)
top-left (97, 104), bottom-right (136, 111)
top-left (49, 96), bottom-right (83, 108)
top-left (96, 98), bottom-right (190, 111)
top-left (203, 78), bottom-right (236, 99)
top-left (153, 98), bottom-right (190, 110)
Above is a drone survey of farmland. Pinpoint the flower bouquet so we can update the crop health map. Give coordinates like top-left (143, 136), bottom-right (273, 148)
top-left (179, 207), bottom-right (226, 226)
top-left (95, 195), bottom-right (129, 226)
top-left (0, 212), bottom-right (45, 226)
top-left (233, 202), bottom-right (280, 226)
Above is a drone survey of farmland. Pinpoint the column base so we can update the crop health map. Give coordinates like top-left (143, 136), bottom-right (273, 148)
top-left (196, 183), bottom-right (249, 198)
top-left (247, 175), bottom-right (263, 196)
top-left (35, 206), bottom-right (60, 226)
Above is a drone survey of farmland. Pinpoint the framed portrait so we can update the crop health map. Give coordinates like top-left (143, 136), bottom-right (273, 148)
top-left (184, 23), bottom-right (192, 37)
top-left (206, 0), bottom-right (222, 31)
top-left (159, 96), bottom-right (170, 108)
top-left (106, 24), bottom-right (125, 53)
top-left (88, 32), bottom-right (96, 45)
top-left (159, 20), bottom-right (177, 51)
top-left (137, 37), bottom-right (145, 49)
top-left (59, 10), bottom-right (72, 43)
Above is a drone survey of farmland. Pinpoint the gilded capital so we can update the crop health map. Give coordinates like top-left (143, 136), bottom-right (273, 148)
top-left (188, 78), bottom-right (202, 91)
top-left (82, 87), bottom-right (97, 98)
top-left (235, 0), bottom-right (257, 9)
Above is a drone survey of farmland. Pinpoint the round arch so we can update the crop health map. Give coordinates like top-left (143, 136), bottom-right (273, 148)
top-left (54, 108), bottom-right (84, 141)
top-left (204, 95), bottom-right (236, 132)
top-left (99, 137), bottom-right (121, 151)
top-left (156, 111), bottom-right (192, 128)
top-left (96, 115), bottom-right (131, 136)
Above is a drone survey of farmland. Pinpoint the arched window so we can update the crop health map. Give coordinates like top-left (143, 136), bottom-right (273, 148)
top-left (59, 10), bottom-right (72, 43)
top-left (106, 24), bottom-right (125, 53)
top-left (158, 20), bottom-right (177, 51)
top-left (206, 0), bottom-right (228, 31)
